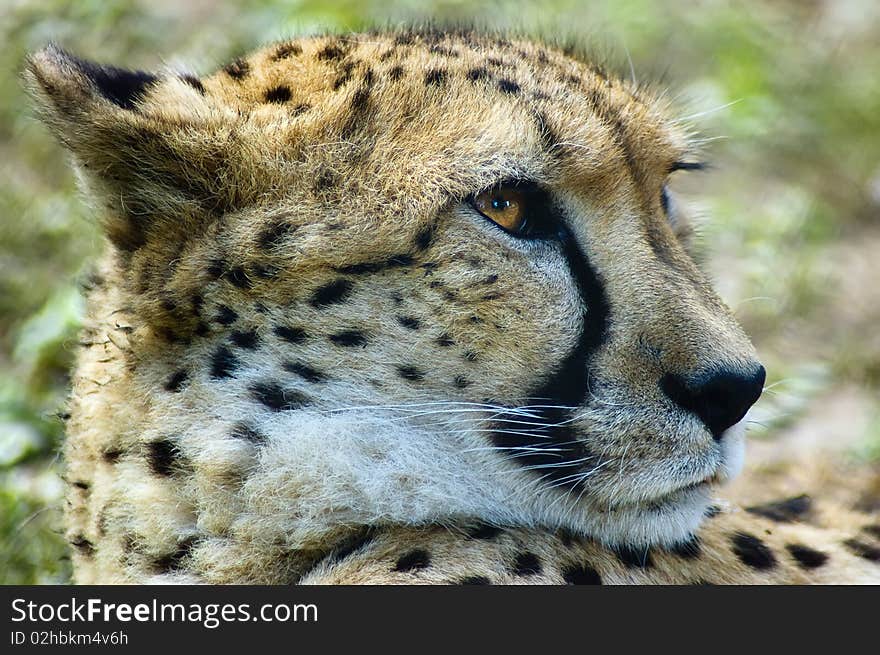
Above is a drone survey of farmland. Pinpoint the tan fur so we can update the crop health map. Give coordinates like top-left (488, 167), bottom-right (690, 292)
top-left (23, 29), bottom-right (879, 584)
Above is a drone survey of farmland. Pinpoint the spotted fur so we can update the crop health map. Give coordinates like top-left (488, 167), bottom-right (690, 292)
top-left (24, 29), bottom-right (879, 584)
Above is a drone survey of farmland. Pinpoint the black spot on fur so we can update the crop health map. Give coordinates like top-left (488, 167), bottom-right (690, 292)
top-left (102, 448), bottom-right (123, 464)
top-left (317, 42), bottom-right (347, 61)
top-left (264, 85), bottom-right (292, 104)
top-left (230, 422), bottom-right (266, 444)
top-left (467, 524), bottom-right (501, 540)
top-left (164, 369), bottom-right (188, 392)
top-left (292, 103), bottom-right (311, 116)
top-left (215, 305), bottom-right (238, 326)
top-left (226, 266), bottom-right (251, 290)
top-left (207, 259), bottom-right (225, 279)
top-left (705, 504), bottom-right (723, 518)
top-left (453, 376), bottom-right (471, 389)
top-left (179, 74), bottom-right (205, 95)
top-left (152, 537), bottom-right (198, 573)
top-left (424, 68), bottom-right (446, 86)
top-left (746, 494), bottom-right (812, 523)
top-left (258, 222), bottom-right (296, 250)
top-left (230, 329), bottom-right (259, 350)
top-left (843, 538), bottom-right (880, 562)
top-left (224, 58), bottom-right (250, 80)
top-left (326, 527), bottom-right (377, 565)
top-left (310, 279), bottom-right (353, 307)
top-left (414, 226), bottom-right (434, 251)
top-left (786, 543), bottom-right (829, 569)
top-left (283, 361), bottom-right (326, 383)
top-left (731, 532), bottom-right (777, 570)
top-left (393, 549), bottom-right (431, 572)
top-left (463, 350), bottom-right (478, 362)
top-left (562, 564), bottom-right (602, 585)
top-left (69, 55), bottom-right (157, 110)
top-left (396, 316), bottom-right (421, 330)
top-left (70, 535), bottom-right (96, 557)
top-left (388, 65), bottom-right (404, 80)
top-left (614, 545), bottom-right (654, 569)
top-left (466, 67), bottom-right (489, 82)
top-left (668, 536), bottom-right (702, 559)
top-left (863, 525), bottom-right (880, 540)
top-left (396, 365), bottom-right (424, 382)
top-left (251, 382), bottom-right (308, 411)
top-left (146, 439), bottom-right (179, 476)
top-left (72, 480), bottom-right (90, 491)
top-left (511, 552), bottom-right (542, 576)
top-left (274, 325), bottom-right (307, 344)
top-left (458, 576), bottom-right (491, 585)
top-left (436, 333), bottom-right (454, 347)
top-left (497, 78), bottom-right (520, 94)
top-left (329, 330), bottom-right (367, 347)
top-left (272, 42), bottom-right (302, 60)
top-left (210, 345), bottom-right (240, 379)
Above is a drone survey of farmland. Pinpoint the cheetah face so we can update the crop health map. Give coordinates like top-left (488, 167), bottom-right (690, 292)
top-left (27, 31), bottom-right (763, 549)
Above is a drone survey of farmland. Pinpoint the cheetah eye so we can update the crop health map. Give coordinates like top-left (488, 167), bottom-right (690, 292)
top-left (469, 182), bottom-right (559, 239)
top-left (472, 186), bottom-right (530, 234)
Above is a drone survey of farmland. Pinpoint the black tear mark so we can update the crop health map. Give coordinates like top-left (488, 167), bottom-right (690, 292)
top-left (146, 439), bottom-right (179, 476)
top-left (283, 361), bottom-right (326, 383)
top-left (264, 85), bottom-right (292, 103)
top-left (786, 543), bottom-right (829, 569)
top-left (562, 564), bottom-right (602, 585)
top-left (210, 345), bottom-right (240, 379)
top-left (746, 494), bottom-right (812, 523)
top-left (511, 552), bottom-right (542, 576)
top-left (393, 549), bottom-right (431, 572)
top-left (329, 330), bottom-right (367, 347)
top-left (251, 382), bottom-right (308, 411)
top-left (731, 532), bottom-right (777, 570)
top-left (274, 325), bottom-right (307, 344)
top-left (163, 369), bottom-right (188, 392)
top-left (310, 279), bottom-right (353, 307)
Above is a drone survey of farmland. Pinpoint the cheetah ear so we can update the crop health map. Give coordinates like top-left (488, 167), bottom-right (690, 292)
top-left (24, 45), bottom-right (248, 252)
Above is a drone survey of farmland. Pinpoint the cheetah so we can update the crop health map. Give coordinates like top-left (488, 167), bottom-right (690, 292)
top-left (24, 29), bottom-right (880, 584)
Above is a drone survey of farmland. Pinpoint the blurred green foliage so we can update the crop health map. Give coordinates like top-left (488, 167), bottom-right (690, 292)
top-left (1, 0), bottom-right (878, 584)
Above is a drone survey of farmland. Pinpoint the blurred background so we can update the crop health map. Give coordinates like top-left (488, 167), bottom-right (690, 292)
top-left (1, 0), bottom-right (878, 583)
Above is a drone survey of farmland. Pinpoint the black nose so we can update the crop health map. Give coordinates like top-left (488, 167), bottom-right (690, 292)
top-left (661, 364), bottom-right (766, 440)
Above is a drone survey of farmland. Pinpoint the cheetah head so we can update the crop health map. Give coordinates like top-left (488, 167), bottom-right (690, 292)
top-left (27, 30), bottom-right (764, 550)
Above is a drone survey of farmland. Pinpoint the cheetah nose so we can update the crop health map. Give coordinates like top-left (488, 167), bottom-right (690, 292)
top-left (660, 364), bottom-right (766, 440)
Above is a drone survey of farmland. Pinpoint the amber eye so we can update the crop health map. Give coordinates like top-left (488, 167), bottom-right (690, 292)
top-left (472, 187), bottom-right (529, 233)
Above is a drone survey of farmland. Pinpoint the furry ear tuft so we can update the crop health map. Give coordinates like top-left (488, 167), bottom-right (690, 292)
top-left (24, 44), bottom-right (157, 116)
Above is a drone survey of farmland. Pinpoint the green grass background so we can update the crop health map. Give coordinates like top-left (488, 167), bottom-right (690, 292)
top-left (2, 0), bottom-right (879, 583)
